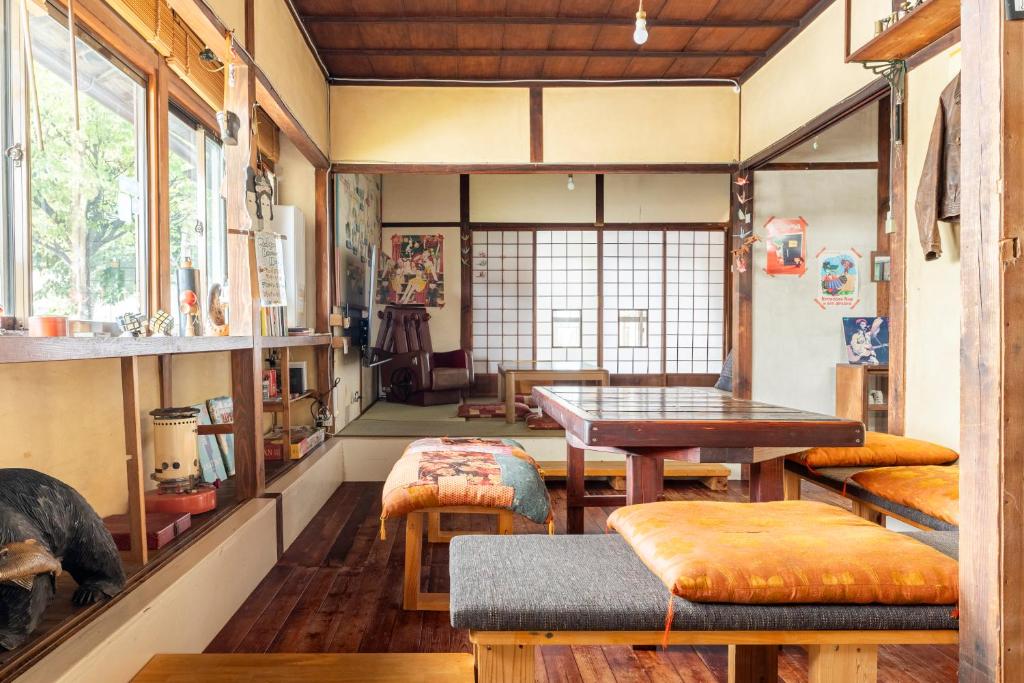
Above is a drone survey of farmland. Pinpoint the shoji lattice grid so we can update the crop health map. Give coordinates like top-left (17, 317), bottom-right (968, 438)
top-left (536, 230), bottom-right (599, 364)
top-left (602, 231), bottom-right (664, 374)
top-left (471, 230), bottom-right (534, 374)
top-left (666, 230), bottom-right (727, 374)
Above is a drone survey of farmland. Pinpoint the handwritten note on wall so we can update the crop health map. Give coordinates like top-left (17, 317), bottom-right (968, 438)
top-left (255, 232), bottom-right (287, 307)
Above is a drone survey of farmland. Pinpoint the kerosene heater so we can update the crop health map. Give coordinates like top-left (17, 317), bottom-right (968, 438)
top-left (145, 407), bottom-right (217, 514)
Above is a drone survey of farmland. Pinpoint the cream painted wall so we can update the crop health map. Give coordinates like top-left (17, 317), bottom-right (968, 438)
top-left (380, 226), bottom-right (462, 352)
top-left (253, 0), bottom-right (329, 154)
top-left (741, 1), bottom-right (876, 161)
top-left (0, 353), bottom-right (232, 518)
top-left (471, 174), bottom-right (596, 223)
top-left (604, 174), bottom-right (731, 223)
top-left (203, 0), bottom-right (246, 48)
top-left (330, 87), bottom-right (531, 164)
top-left (752, 169), bottom-right (879, 415)
top-left (544, 87), bottom-right (739, 163)
top-left (775, 105), bottom-right (879, 164)
top-left (849, 0), bottom-right (898, 55)
top-left (903, 45), bottom-right (962, 451)
top-left (383, 175), bottom-right (460, 222)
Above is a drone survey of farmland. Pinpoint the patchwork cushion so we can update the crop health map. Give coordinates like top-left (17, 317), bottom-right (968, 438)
top-left (382, 437), bottom-right (551, 525)
top-left (449, 533), bottom-right (959, 632)
top-left (526, 412), bottom-right (562, 430)
top-left (457, 402), bottom-right (532, 420)
top-left (606, 500), bottom-right (959, 605)
top-left (851, 466), bottom-right (959, 526)
top-left (791, 432), bottom-right (958, 469)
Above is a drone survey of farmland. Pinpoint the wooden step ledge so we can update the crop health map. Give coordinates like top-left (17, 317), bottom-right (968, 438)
top-left (537, 460), bottom-right (730, 492)
top-left (133, 653), bottom-right (475, 682)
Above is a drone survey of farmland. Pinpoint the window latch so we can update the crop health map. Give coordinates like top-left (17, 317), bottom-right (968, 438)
top-left (4, 143), bottom-right (24, 168)
top-left (194, 220), bottom-right (205, 235)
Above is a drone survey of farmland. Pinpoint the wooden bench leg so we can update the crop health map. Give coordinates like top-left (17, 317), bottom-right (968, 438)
top-left (851, 500), bottom-right (886, 527)
top-left (497, 510), bottom-right (514, 535)
top-left (403, 512), bottom-right (424, 611)
top-left (728, 644), bottom-right (779, 683)
top-left (427, 511), bottom-right (444, 543)
top-left (783, 469), bottom-right (802, 501)
top-left (807, 644), bottom-right (878, 682)
top-left (476, 644), bottom-right (535, 683)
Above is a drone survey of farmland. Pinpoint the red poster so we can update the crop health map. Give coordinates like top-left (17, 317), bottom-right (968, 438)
top-left (764, 216), bottom-right (808, 276)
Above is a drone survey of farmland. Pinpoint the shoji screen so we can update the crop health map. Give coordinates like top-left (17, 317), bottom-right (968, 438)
top-left (666, 230), bottom-right (727, 374)
top-left (470, 230), bottom-right (533, 374)
top-left (602, 230), bottom-right (664, 374)
top-left (535, 230), bottom-right (599, 364)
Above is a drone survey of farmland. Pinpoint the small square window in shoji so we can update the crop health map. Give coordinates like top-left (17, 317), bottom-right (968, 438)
top-left (536, 230), bottom-right (599, 365)
top-left (665, 230), bottom-right (727, 374)
top-left (471, 230), bottom-right (534, 375)
top-left (602, 230), bottom-right (663, 374)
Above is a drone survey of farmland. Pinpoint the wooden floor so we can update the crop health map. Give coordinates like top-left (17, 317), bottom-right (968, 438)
top-left (208, 480), bottom-right (958, 682)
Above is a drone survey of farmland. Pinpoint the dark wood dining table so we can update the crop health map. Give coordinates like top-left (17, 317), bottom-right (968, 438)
top-left (532, 386), bottom-right (865, 534)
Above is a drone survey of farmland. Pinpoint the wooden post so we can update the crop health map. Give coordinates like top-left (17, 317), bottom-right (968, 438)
top-left (148, 63), bottom-right (170, 314)
top-left (565, 444), bottom-right (585, 534)
top-left (120, 357), bottom-right (148, 566)
top-left (476, 644), bottom-right (534, 683)
top-left (232, 347), bottom-right (264, 500)
top-left (959, 3), bottom-right (1024, 680)
top-left (280, 347), bottom-right (291, 449)
top-left (403, 511), bottom-right (424, 611)
top-left (806, 644), bottom-right (877, 683)
top-left (782, 469), bottom-right (802, 500)
top-left (727, 644), bottom-right (778, 683)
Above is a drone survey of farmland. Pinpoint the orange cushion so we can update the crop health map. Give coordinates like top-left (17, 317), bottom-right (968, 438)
top-left (606, 500), bottom-right (958, 605)
top-left (791, 431), bottom-right (958, 469)
top-left (850, 466), bottom-right (959, 525)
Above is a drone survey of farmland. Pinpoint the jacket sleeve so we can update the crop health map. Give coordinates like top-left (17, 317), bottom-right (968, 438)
top-left (914, 97), bottom-right (946, 261)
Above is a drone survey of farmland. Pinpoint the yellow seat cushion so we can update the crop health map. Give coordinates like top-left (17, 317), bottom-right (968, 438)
top-left (850, 466), bottom-right (959, 525)
top-left (606, 500), bottom-right (958, 605)
top-left (790, 431), bottom-right (958, 469)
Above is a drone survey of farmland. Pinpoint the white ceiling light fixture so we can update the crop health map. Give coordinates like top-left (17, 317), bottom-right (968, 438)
top-left (633, 0), bottom-right (649, 45)
top-left (567, 174), bottom-right (576, 191)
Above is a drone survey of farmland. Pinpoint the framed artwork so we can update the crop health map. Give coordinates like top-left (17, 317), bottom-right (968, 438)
top-left (843, 317), bottom-right (889, 365)
top-left (377, 234), bottom-right (445, 307)
top-left (764, 216), bottom-right (807, 276)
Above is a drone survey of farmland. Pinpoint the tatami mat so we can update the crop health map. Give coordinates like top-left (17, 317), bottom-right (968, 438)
top-left (336, 399), bottom-right (561, 438)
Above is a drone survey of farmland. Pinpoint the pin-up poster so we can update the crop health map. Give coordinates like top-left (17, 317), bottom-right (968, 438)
top-left (764, 216), bottom-right (807, 275)
top-left (816, 251), bottom-right (860, 309)
top-left (379, 234), bottom-right (445, 307)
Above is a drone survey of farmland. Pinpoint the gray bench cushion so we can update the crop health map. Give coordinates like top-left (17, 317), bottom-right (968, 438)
top-left (785, 461), bottom-right (958, 531)
top-left (450, 532), bottom-right (958, 632)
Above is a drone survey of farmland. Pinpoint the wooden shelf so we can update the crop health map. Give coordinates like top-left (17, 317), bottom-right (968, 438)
top-left (847, 0), bottom-right (960, 62)
top-left (263, 391), bottom-right (313, 412)
top-left (261, 333), bottom-right (331, 348)
top-left (0, 335), bottom-right (252, 364)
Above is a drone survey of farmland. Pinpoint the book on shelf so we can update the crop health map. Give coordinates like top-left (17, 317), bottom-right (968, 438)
top-left (264, 426), bottom-right (325, 461)
top-left (260, 306), bottom-right (287, 336)
top-left (287, 327), bottom-right (313, 336)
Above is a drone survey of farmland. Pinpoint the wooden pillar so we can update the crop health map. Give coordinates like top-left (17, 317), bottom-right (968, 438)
top-left (476, 644), bottom-right (534, 683)
top-left (148, 63), bottom-right (170, 314)
top-left (886, 91), bottom-right (908, 436)
top-left (727, 644), bottom-right (778, 683)
top-left (806, 644), bottom-right (877, 683)
top-left (459, 174), bottom-right (471, 352)
top-left (120, 357), bottom-right (148, 566)
top-left (730, 171), bottom-right (753, 401)
top-left (959, 3), bottom-right (1024, 680)
top-left (232, 347), bottom-right (264, 500)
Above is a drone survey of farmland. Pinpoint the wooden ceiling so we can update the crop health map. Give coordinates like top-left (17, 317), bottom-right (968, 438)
top-left (293, 0), bottom-right (826, 83)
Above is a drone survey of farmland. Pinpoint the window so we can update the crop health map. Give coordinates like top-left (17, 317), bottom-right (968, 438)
top-left (618, 309), bottom-right (648, 348)
top-left (470, 230), bottom-right (533, 374)
top-left (551, 310), bottom-right (582, 348)
top-left (26, 8), bottom-right (148, 321)
top-left (168, 107), bottom-right (226, 321)
top-left (666, 230), bottom-right (726, 374)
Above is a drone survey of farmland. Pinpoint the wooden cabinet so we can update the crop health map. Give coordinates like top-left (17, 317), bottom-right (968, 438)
top-left (835, 364), bottom-right (889, 432)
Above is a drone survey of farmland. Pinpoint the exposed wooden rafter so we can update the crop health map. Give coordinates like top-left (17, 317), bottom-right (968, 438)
top-left (320, 48), bottom-right (766, 59)
top-left (300, 15), bottom-right (801, 29)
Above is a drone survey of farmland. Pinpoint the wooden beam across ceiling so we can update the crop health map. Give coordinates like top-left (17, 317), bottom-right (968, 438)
top-left (321, 48), bottom-right (765, 59)
top-left (299, 15), bottom-right (801, 29)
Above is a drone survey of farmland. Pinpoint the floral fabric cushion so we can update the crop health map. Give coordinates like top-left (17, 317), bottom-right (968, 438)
top-left (850, 465), bottom-right (959, 526)
top-left (790, 431), bottom-right (958, 469)
top-left (382, 437), bottom-right (551, 525)
top-left (607, 500), bottom-right (958, 605)
top-left (457, 402), bottom-right (532, 420)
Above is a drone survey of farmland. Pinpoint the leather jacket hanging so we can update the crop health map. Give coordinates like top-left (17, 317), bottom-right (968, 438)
top-left (914, 72), bottom-right (960, 261)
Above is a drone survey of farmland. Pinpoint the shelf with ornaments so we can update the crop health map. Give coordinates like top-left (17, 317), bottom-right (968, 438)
top-left (845, 0), bottom-right (960, 63)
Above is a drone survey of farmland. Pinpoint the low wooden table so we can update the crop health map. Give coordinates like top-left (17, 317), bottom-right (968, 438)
top-left (497, 361), bottom-right (609, 424)
top-left (532, 386), bottom-right (865, 534)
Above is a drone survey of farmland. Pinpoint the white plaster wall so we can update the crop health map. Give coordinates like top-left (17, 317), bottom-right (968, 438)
top-left (751, 169), bottom-right (879, 415)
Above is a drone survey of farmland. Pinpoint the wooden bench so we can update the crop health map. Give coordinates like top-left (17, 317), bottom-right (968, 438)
top-left (536, 460), bottom-right (730, 492)
top-left (450, 533), bottom-right (959, 683)
top-left (132, 653), bottom-right (475, 682)
top-left (783, 460), bottom-right (957, 530)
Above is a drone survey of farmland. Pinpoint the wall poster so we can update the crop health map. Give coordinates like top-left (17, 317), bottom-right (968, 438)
top-left (843, 316), bottom-right (889, 365)
top-left (764, 216), bottom-right (807, 276)
top-left (254, 231), bottom-right (287, 307)
top-left (333, 174), bottom-right (382, 308)
top-left (377, 234), bottom-right (445, 307)
top-left (815, 250), bottom-right (860, 309)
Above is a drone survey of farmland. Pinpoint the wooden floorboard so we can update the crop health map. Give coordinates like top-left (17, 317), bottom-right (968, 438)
top-left (208, 480), bottom-right (958, 682)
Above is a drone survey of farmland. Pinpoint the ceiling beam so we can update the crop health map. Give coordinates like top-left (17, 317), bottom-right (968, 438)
top-left (299, 15), bottom-right (799, 29)
top-left (321, 48), bottom-right (765, 59)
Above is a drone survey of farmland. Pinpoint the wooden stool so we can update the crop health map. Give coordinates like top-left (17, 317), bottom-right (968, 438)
top-left (404, 506), bottom-right (514, 611)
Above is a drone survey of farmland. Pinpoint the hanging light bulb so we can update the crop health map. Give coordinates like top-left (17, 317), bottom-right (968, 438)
top-left (567, 174), bottom-right (576, 191)
top-left (633, 0), bottom-right (648, 45)
top-left (812, 136), bottom-right (820, 151)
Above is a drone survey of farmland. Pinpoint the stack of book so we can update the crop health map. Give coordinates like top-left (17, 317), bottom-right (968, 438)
top-left (264, 426), bottom-right (325, 461)
top-left (260, 306), bottom-right (286, 336)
